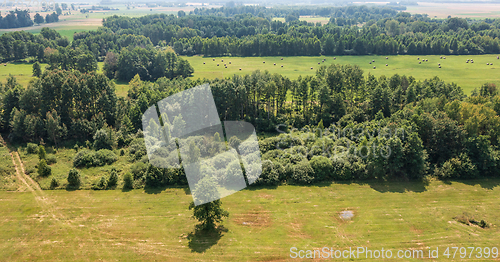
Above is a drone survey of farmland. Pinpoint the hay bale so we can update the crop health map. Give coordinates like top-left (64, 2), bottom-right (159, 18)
top-left (318, 62), bottom-right (320, 64)
top-left (225, 66), bottom-right (227, 68)
top-left (373, 66), bottom-right (376, 69)
top-left (372, 60), bottom-right (375, 62)
top-left (438, 63), bottom-right (440, 66)
top-left (466, 61), bottom-right (469, 63)
top-left (217, 64), bottom-right (219, 66)
top-left (221, 59), bottom-right (224, 62)
top-left (443, 57), bottom-right (446, 59)
top-left (263, 61), bottom-right (265, 63)
top-left (334, 57), bottom-right (336, 60)
top-left (439, 66), bottom-right (441, 68)
top-left (239, 68), bottom-right (242, 70)
top-left (369, 62), bottom-right (372, 64)
top-left (281, 65), bottom-right (283, 67)
top-left (311, 67), bottom-right (313, 69)
top-left (386, 57), bottom-right (388, 59)
top-left (487, 63), bottom-right (489, 65)
top-left (203, 62), bottom-right (205, 64)
top-left (440, 56), bottom-right (442, 59)
top-left (274, 63), bottom-right (276, 65)
top-left (213, 59), bottom-right (215, 61)
top-left (386, 64), bottom-right (388, 66)
top-left (229, 62), bottom-right (231, 64)
top-left (418, 57), bottom-right (420, 60)
top-left (419, 61), bottom-right (421, 64)
top-left (224, 64), bottom-right (226, 66)
top-left (281, 58), bottom-right (283, 60)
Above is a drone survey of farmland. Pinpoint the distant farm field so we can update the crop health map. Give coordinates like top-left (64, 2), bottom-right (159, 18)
top-left (0, 178), bottom-right (499, 260)
top-left (185, 55), bottom-right (500, 94)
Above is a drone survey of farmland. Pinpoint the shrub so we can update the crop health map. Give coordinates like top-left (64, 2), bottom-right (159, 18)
top-left (290, 160), bottom-right (315, 184)
top-left (27, 143), bottom-right (38, 154)
top-left (120, 149), bottom-right (125, 156)
top-left (67, 168), bottom-right (81, 188)
top-left (50, 177), bottom-right (59, 189)
top-left (129, 138), bottom-right (146, 161)
top-left (123, 172), bottom-right (133, 189)
top-left (309, 156), bottom-right (333, 181)
top-left (436, 153), bottom-right (478, 179)
top-left (46, 155), bottom-right (57, 165)
top-left (108, 168), bottom-right (119, 187)
top-left (38, 145), bottom-right (46, 160)
top-left (255, 160), bottom-right (283, 185)
top-left (37, 160), bottom-right (51, 177)
top-left (130, 161), bottom-right (148, 180)
top-left (92, 176), bottom-right (107, 190)
top-left (73, 149), bottom-right (117, 167)
top-left (225, 160), bottom-right (243, 186)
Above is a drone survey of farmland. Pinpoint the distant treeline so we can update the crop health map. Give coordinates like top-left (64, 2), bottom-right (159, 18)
top-left (190, 5), bottom-right (402, 21)
top-left (100, 12), bottom-right (500, 56)
top-left (0, 9), bottom-right (59, 29)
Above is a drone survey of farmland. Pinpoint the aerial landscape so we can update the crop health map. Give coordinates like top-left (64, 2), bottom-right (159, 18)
top-left (1, 0), bottom-right (500, 260)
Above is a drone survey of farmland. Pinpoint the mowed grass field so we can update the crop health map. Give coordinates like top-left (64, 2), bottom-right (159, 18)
top-left (3, 55), bottom-right (500, 95)
top-left (0, 179), bottom-right (499, 260)
top-left (186, 55), bottom-right (500, 94)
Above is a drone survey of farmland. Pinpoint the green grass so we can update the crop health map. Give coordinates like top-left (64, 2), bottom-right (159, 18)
top-left (19, 147), bottom-right (131, 190)
top-left (0, 178), bottom-right (499, 260)
top-left (3, 55), bottom-right (500, 95)
top-left (185, 55), bottom-right (500, 94)
top-left (0, 145), bottom-right (18, 191)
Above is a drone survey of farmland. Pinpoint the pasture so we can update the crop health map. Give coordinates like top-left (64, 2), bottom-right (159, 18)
top-left (186, 55), bottom-right (500, 94)
top-left (3, 55), bottom-right (500, 95)
top-left (0, 177), bottom-right (499, 260)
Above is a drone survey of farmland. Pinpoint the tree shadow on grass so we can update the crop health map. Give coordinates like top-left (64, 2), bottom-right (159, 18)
top-left (187, 225), bottom-right (227, 253)
top-left (355, 178), bottom-right (428, 193)
top-left (442, 178), bottom-right (500, 190)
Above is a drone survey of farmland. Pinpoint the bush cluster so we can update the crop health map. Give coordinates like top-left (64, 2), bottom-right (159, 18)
top-left (73, 149), bottom-right (118, 168)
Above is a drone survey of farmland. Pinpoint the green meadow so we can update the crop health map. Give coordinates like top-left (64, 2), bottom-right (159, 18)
top-left (3, 55), bottom-right (500, 96)
top-left (0, 178), bottom-right (499, 261)
top-left (186, 55), bottom-right (500, 94)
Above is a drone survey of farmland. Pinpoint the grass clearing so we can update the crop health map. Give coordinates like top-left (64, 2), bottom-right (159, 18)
top-left (185, 55), bottom-right (500, 94)
top-left (3, 55), bottom-right (500, 95)
top-left (0, 179), bottom-right (498, 260)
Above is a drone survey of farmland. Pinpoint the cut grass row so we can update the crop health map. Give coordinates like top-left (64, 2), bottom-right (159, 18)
top-left (0, 178), bottom-right (498, 260)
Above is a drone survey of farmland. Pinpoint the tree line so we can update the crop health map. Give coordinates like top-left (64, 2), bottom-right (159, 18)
top-left (0, 9), bottom-right (59, 29)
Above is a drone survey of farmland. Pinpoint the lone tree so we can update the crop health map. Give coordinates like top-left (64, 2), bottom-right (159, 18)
top-left (67, 168), bottom-right (81, 188)
top-left (32, 62), bottom-right (42, 77)
top-left (188, 176), bottom-right (229, 231)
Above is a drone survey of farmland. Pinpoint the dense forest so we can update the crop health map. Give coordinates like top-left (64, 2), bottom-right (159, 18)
top-left (1, 63), bottom-right (499, 188)
top-left (2, 6), bottom-right (500, 64)
top-left (0, 6), bottom-right (499, 190)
